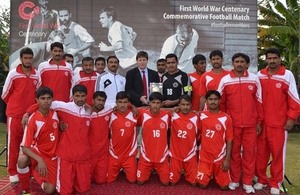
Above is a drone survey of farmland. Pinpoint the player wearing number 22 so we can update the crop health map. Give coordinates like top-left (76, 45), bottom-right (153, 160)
top-left (136, 92), bottom-right (170, 185)
top-left (107, 92), bottom-right (138, 183)
top-left (169, 95), bottom-right (199, 185)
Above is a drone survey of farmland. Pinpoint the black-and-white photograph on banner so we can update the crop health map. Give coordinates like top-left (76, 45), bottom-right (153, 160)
top-left (9, 0), bottom-right (257, 73)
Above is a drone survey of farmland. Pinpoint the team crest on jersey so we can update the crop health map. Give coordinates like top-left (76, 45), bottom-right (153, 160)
top-left (276, 83), bottom-right (282, 88)
top-left (215, 124), bottom-right (222, 131)
top-left (65, 71), bottom-right (69, 76)
top-left (33, 80), bottom-right (38, 85)
top-left (125, 121), bottom-right (131, 127)
top-left (248, 85), bottom-right (254, 90)
top-left (86, 120), bottom-right (90, 126)
top-left (160, 122), bottom-right (165, 129)
top-left (187, 123), bottom-right (193, 130)
top-left (173, 82), bottom-right (179, 88)
top-left (105, 116), bottom-right (110, 121)
top-left (53, 122), bottom-right (58, 129)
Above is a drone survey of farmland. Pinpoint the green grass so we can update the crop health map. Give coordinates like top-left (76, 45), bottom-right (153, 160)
top-left (0, 123), bottom-right (299, 193)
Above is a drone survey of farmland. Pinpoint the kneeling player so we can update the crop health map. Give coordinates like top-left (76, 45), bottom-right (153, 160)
top-left (137, 92), bottom-right (170, 186)
top-left (107, 92), bottom-right (138, 183)
top-left (17, 87), bottom-right (59, 194)
top-left (196, 90), bottom-right (233, 190)
top-left (169, 95), bottom-right (199, 185)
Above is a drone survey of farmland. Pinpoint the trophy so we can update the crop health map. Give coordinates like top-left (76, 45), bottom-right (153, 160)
top-left (149, 82), bottom-right (163, 94)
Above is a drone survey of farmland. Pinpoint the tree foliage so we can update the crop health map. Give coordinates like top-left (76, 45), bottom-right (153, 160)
top-left (258, 0), bottom-right (300, 84)
top-left (0, 7), bottom-right (10, 86)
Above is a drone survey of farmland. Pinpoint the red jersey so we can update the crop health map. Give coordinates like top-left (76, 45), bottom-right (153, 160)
top-left (199, 111), bottom-right (233, 163)
top-left (189, 72), bottom-right (202, 110)
top-left (109, 110), bottom-right (137, 159)
top-left (169, 112), bottom-right (199, 162)
top-left (218, 70), bottom-right (263, 127)
top-left (52, 101), bottom-right (91, 161)
top-left (1, 64), bottom-right (38, 117)
top-left (138, 109), bottom-right (170, 163)
top-left (73, 71), bottom-right (98, 106)
top-left (257, 66), bottom-right (300, 127)
top-left (89, 106), bottom-right (112, 158)
top-left (21, 110), bottom-right (59, 158)
top-left (38, 59), bottom-right (73, 102)
top-left (199, 69), bottom-right (229, 97)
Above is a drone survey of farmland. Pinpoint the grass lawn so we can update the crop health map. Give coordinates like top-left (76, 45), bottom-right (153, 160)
top-left (0, 123), bottom-right (299, 193)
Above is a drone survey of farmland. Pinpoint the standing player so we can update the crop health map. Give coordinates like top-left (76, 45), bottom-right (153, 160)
top-left (95, 57), bottom-right (107, 76)
top-left (1, 47), bottom-right (39, 183)
top-left (189, 54), bottom-right (206, 110)
top-left (73, 57), bottom-right (98, 106)
top-left (156, 58), bottom-right (167, 82)
top-left (137, 92), bottom-right (170, 186)
top-left (90, 91), bottom-right (112, 184)
top-left (162, 53), bottom-right (191, 108)
top-left (107, 92), bottom-right (138, 183)
top-left (196, 90), bottom-right (233, 190)
top-left (17, 87), bottom-right (59, 194)
top-left (218, 53), bottom-right (263, 193)
top-left (255, 48), bottom-right (300, 195)
top-left (38, 42), bottom-right (73, 102)
top-left (169, 95), bottom-right (199, 185)
top-left (199, 50), bottom-right (229, 110)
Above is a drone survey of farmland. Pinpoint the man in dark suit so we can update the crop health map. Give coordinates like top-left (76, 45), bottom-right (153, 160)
top-left (125, 51), bottom-right (160, 107)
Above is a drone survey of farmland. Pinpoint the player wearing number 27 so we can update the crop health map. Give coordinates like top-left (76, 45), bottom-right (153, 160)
top-left (196, 90), bottom-right (233, 190)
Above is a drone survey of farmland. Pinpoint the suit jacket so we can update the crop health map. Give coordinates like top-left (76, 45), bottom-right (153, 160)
top-left (125, 67), bottom-right (159, 107)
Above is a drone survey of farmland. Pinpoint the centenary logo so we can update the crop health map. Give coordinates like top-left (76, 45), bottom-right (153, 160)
top-left (173, 82), bottom-right (179, 88)
top-left (215, 124), bottom-right (222, 131)
top-left (65, 72), bottom-right (69, 76)
top-left (53, 122), bottom-right (58, 129)
top-left (18, 1), bottom-right (40, 20)
top-left (33, 80), bottom-right (38, 85)
top-left (276, 83), bottom-right (282, 88)
top-left (86, 120), bottom-right (90, 126)
top-left (187, 123), bottom-right (193, 130)
top-left (248, 85), bottom-right (254, 90)
top-left (160, 122), bottom-right (165, 129)
top-left (125, 121), bottom-right (131, 127)
top-left (105, 115), bottom-right (110, 121)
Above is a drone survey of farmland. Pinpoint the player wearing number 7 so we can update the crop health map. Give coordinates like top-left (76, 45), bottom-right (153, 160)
top-left (136, 92), bottom-right (170, 185)
top-left (196, 90), bottom-right (233, 190)
top-left (169, 95), bottom-right (199, 185)
top-left (107, 91), bottom-right (138, 183)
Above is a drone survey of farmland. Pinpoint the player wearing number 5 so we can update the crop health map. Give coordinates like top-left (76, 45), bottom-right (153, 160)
top-left (169, 95), bottom-right (199, 185)
top-left (137, 92), bottom-right (170, 185)
top-left (196, 90), bottom-right (233, 190)
top-left (107, 92), bottom-right (138, 183)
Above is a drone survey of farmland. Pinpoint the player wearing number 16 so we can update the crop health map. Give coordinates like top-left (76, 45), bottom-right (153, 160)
top-left (136, 92), bottom-right (170, 185)
top-left (107, 92), bottom-right (138, 183)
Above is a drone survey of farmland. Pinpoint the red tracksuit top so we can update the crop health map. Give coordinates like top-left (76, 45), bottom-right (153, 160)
top-left (218, 70), bottom-right (264, 127)
top-left (257, 65), bottom-right (300, 128)
top-left (73, 71), bottom-right (98, 106)
top-left (1, 64), bottom-right (38, 117)
top-left (51, 101), bottom-right (91, 161)
top-left (38, 59), bottom-right (73, 102)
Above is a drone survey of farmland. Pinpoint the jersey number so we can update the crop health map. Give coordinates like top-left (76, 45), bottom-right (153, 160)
top-left (50, 133), bottom-right (55, 141)
top-left (153, 130), bottom-right (160, 138)
top-left (177, 130), bottom-right (187, 139)
top-left (120, 129), bottom-right (125, 136)
top-left (197, 171), bottom-right (204, 180)
top-left (205, 129), bottom-right (215, 138)
top-left (167, 88), bottom-right (173, 95)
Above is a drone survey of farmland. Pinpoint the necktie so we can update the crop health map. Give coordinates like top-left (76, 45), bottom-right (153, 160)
top-left (142, 70), bottom-right (147, 97)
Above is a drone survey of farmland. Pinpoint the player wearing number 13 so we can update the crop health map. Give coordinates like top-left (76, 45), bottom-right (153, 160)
top-left (196, 90), bottom-right (233, 190)
top-left (137, 92), bottom-right (170, 185)
top-left (107, 92), bottom-right (138, 183)
top-left (169, 95), bottom-right (199, 185)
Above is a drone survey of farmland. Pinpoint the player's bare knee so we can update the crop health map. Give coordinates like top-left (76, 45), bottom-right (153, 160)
top-left (219, 185), bottom-right (229, 191)
top-left (199, 184), bottom-right (208, 189)
top-left (43, 182), bottom-right (56, 194)
top-left (17, 154), bottom-right (30, 168)
top-left (161, 181), bottom-right (169, 186)
top-left (137, 181), bottom-right (144, 185)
